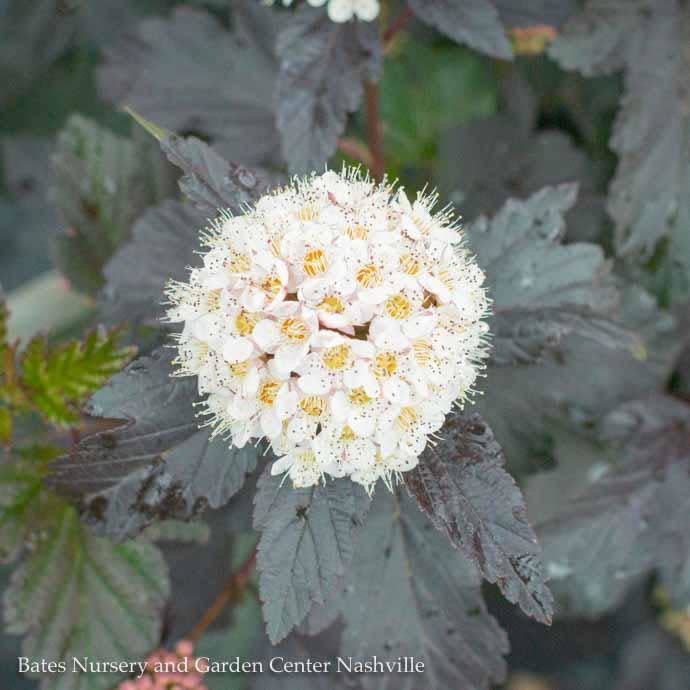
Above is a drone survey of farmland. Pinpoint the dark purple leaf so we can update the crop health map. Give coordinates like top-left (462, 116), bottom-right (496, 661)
top-left (405, 411), bottom-right (553, 624)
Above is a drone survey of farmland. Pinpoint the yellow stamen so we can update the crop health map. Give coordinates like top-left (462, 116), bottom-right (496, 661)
top-left (356, 263), bottom-right (382, 288)
top-left (261, 274), bottom-right (283, 299)
top-left (348, 387), bottom-right (371, 406)
top-left (269, 235), bottom-right (283, 257)
top-left (228, 360), bottom-right (249, 378)
top-left (235, 310), bottom-right (257, 336)
top-left (303, 248), bottom-right (328, 277)
top-left (412, 340), bottom-right (433, 364)
top-left (297, 204), bottom-right (320, 222)
top-left (340, 425), bottom-right (356, 442)
top-left (318, 295), bottom-right (345, 314)
top-left (298, 449), bottom-right (317, 465)
top-left (399, 253), bottom-right (420, 275)
top-left (206, 288), bottom-right (222, 311)
top-left (258, 380), bottom-right (281, 406)
top-left (373, 352), bottom-right (397, 378)
top-left (385, 293), bottom-right (412, 320)
top-left (396, 406), bottom-right (418, 431)
top-left (226, 252), bottom-right (251, 274)
top-left (280, 317), bottom-right (309, 343)
top-left (322, 344), bottom-right (350, 370)
top-left (299, 396), bottom-right (326, 417)
top-left (346, 225), bottom-right (368, 240)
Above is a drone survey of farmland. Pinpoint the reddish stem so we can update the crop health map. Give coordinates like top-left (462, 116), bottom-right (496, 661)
top-left (337, 137), bottom-right (374, 169)
top-left (383, 5), bottom-right (414, 46)
top-left (187, 547), bottom-right (257, 643)
top-left (364, 81), bottom-right (384, 181)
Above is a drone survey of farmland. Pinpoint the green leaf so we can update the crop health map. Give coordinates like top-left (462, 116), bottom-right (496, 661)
top-left (275, 7), bottom-right (381, 174)
top-left (405, 411), bottom-right (553, 624)
top-left (253, 467), bottom-right (369, 643)
top-left (381, 41), bottom-right (498, 179)
top-left (52, 114), bottom-right (177, 294)
top-left (341, 490), bottom-right (508, 690)
top-left (407, 0), bottom-right (513, 59)
top-left (196, 592), bottom-right (263, 690)
top-left (0, 449), bottom-right (57, 565)
top-left (48, 349), bottom-right (259, 541)
top-left (466, 185), bottom-right (629, 366)
top-left (4, 505), bottom-right (170, 690)
top-left (0, 408), bottom-right (10, 446)
top-left (0, 295), bottom-right (8, 355)
top-left (19, 328), bottom-right (135, 427)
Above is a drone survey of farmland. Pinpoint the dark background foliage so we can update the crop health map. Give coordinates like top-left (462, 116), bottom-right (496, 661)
top-left (2, 1), bottom-right (690, 689)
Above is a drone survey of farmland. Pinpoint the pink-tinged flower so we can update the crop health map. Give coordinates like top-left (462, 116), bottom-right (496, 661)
top-left (166, 168), bottom-right (490, 492)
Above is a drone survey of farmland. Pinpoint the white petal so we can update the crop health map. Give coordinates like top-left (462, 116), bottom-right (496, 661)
top-left (349, 410), bottom-right (376, 438)
top-left (330, 391), bottom-right (350, 422)
top-left (252, 319), bottom-right (280, 351)
top-left (383, 377), bottom-right (410, 405)
top-left (222, 336), bottom-right (254, 363)
top-left (274, 344), bottom-right (309, 377)
top-left (297, 372), bottom-right (331, 395)
top-left (403, 313), bottom-right (437, 339)
top-left (260, 408), bottom-right (282, 439)
top-left (241, 287), bottom-right (266, 312)
top-left (271, 454), bottom-right (295, 475)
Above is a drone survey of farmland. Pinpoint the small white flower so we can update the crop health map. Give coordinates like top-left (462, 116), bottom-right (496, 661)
top-left (306, 0), bottom-right (380, 23)
top-left (166, 167), bottom-right (490, 492)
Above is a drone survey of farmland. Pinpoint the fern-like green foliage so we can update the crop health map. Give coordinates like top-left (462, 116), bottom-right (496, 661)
top-left (19, 329), bottom-right (135, 427)
top-left (5, 504), bottom-right (170, 690)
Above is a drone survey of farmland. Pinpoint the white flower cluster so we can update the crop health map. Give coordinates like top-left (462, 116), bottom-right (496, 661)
top-left (264, 0), bottom-right (380, 23)
top-left (165, 169), bottom-right (490, 491)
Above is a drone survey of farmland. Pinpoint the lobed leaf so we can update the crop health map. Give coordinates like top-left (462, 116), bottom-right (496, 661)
top-left (253, 467), bottom-right (369, 643)
top-left (407, 0), bottom-right (513, 59)
top-left (405, 411), bottom-right (553, 624)
top-left (494, 0), bottom-right (575, 28)
top-left (275, 6), bottom-right (381, 174)
top-left (97, 3), bottom-right (281, 167)
top-left (4, 505), bottom-right (170, 690)
top-left (52, 115), bottom-right (177, 294)
top-left (613, 624), bottom-right (690, 690)
top-left (476, 283), bottom-right (681, 475)
top-left (341, 490), bottom-right (508, 690)
top-left (550, 1), bottom-right (690, 304)
top-left (0, 450), bottom-right (52, 564)
top-left (19, 329), bottom-right (135, 428)
top-left (102, 200), bottom-right (207, 324)
top-left (160, 135), bottom-right (266, 217)
top-left (538, 395), bottom-right (690, 616)
top-left (437, 114), bottom-right (607, 243)
top-left (48, 348), bottom-right (259, 541)
top-left (465, 185), bottom-right (629, 366)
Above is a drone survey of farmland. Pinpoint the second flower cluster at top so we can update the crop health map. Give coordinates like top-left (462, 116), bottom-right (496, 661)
top-left (165, 168), bottom-right (490, 491)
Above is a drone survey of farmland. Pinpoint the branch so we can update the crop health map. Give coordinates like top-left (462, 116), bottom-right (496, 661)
top-left (338, 137), bottom-right (374, 169)
top-left (187, 547), bottom-right (257, 643)
top-left (383, 5), bottom-right (414, 46)
top-left (364, 81), bottom-right (384, 181)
